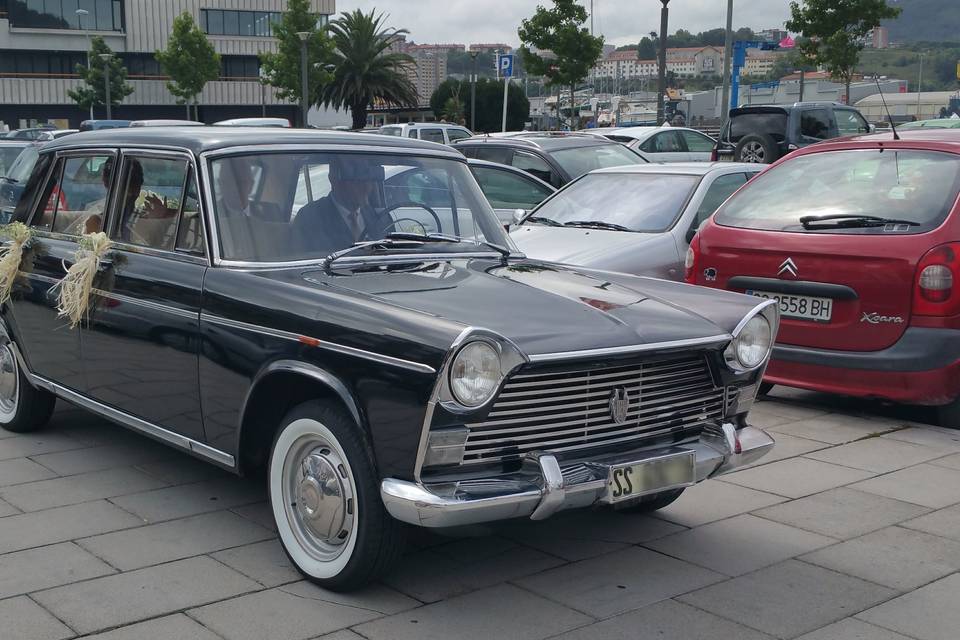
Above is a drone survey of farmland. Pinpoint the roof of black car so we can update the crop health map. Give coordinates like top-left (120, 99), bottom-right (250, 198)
top-left (453, 133), bottom-right (615, 151)
top-left (39, 126), bottom-right (463, 157)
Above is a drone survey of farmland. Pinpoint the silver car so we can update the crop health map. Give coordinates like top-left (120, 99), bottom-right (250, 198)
top-left (511, 162), bottom-right (761, 280)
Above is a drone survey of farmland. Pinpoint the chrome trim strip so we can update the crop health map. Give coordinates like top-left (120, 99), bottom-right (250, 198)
top-left (731, 298), bottom-right (779, 338)
top-left (200, 313), bottom-right (436, 374)
top-left (90, 288), bottom-right (198, 320)
top-left (216, 252), bottom-right (504, 270)
top-left (11, 347), bottom-right (234, 468)
top-left (27, 273), bottom-right (60, 285)
top-left (527, 334), bottom-right (731, 363)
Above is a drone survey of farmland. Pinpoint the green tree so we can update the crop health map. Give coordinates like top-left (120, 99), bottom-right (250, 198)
top-left (155, 12), bottom-right (220, 120)
top-left (770, 49), bottom-right (817, 80)
top-left (320, 9), bottom-right (418, 130)
top-left (518, 0), bottom-right (603, 130)
top-left (787, 0), bottom-right (901, 103)
top-left (637, 37), bottom-right (657, 60)
top-left (430, 78), bottom-right (529, 132)
top-left (259, 0), bottom-right (335, 121)
top-left (68, 36), bottom-right (134, 114)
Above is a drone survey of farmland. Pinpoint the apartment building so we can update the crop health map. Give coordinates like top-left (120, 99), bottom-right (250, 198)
top-left (0, 0), bottom-right (334, 128)
top-left (592, 46), bottom-right (724, 80)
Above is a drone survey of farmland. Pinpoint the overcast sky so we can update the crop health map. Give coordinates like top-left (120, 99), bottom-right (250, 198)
top-left (338, 0), bottom-right (792, 48)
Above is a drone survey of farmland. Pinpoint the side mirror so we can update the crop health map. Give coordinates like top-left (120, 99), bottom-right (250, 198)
top-left (868, 123), bottom-right (877, 133)
top-left (512, 209), bottom-right (526, 225)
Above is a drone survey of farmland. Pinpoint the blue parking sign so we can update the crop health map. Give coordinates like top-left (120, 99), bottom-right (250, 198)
top-left (498, 54), bottom-right (514, 78)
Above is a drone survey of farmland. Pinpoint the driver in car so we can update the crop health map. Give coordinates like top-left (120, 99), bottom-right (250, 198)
top-left (293, 156), bottom-right (384, 253)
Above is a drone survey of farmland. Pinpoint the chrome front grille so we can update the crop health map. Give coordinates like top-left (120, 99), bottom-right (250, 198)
top-left (463, 353), bottom-right (723, 465)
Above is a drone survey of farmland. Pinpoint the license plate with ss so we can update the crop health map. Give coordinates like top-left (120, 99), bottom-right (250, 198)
top-left (606, 450), bottom-right (696, 504)
top-left (746, 289), bottom-right (833, 322)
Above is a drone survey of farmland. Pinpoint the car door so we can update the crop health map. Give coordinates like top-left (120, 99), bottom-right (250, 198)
top-left (640, 130), bottom-right (688, 162)
top-left (7, 149), bottom-right (116, 391)
top-left (469, 164), bottom-right (556, 226)
top-left (678, 130), bottom-right (716, 162)
top-left (79, 150), bottom-right (208, 442)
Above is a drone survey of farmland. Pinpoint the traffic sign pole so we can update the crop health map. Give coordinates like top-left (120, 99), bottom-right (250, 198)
top-left (498, 54), bottom-right (514, 132)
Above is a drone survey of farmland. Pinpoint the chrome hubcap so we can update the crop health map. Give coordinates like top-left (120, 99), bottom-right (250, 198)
top-left (0, 345), bottom-right (19, 420)
top-left (742, 141), bottom-right (765, 163)
top-left (283, 437), bottom-right (354, 561)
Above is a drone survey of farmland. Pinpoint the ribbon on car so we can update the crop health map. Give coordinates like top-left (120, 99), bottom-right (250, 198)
top-left (0, 222), bottom-right (33, 305)
top-left (56, 231), bottom-right (111, 329)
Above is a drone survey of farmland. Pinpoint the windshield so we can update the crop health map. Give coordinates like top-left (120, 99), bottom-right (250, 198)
top-left (549, 144), bottom-right (646, 179)
top-left (715, 149), bottom-right (960, 233)
top-left (210, 152), bottom-right (511, 262)
top-left (0, 145), bottom-right (27, 177)
top-left (729, 112), bottom-right (788, 142)
top-left (527, 173), bottom-right (700, 232)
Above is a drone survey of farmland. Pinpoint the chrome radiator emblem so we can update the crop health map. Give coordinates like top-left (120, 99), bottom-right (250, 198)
top-left (609, 387), bottom-right (630, 424)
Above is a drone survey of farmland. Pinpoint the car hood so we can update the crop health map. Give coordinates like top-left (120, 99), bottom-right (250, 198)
top-left (511, 224), bottom-right (666, 270)
top-left (304, 258), bottom-right (731, 357)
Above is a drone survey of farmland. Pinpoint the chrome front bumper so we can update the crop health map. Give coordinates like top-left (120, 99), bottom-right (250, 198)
top-left (381, 423), bottom-right (774, 528)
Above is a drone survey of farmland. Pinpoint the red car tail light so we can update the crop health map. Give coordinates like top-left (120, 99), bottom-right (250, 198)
top-left (914, 243), bottom-right (960, 315)
top-left (710, 147), bottom-right (718, 162)
top-left (684, 234), bottom-right (700, 284)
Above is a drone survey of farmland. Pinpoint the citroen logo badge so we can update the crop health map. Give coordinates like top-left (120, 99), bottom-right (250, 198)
top-left (609, 387), bottom-right (629, 424)
top-left (778, 258), bottom-right (799, 278)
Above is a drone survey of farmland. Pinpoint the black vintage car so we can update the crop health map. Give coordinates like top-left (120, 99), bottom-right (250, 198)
top-left (0, 127), bottom-right (777, 590)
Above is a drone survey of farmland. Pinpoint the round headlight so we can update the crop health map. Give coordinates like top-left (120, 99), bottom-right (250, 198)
top-left (734, 314), bottom-right (772, 369)
top-left (450, 341), bottom-right (501, 407)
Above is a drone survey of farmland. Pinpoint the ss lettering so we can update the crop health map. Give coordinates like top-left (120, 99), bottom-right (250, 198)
top-left (611, 467), bottom-right (635, 498)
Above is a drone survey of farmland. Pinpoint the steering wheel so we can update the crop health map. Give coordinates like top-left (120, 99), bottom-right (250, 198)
top-left (379, 201), bottom-right (443, 236)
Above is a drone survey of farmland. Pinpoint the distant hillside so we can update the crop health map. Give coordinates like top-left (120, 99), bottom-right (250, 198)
top-left (884, 0), bottom-right (960, 43)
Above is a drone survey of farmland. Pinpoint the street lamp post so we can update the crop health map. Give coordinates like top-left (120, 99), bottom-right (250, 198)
top-left (656, 0), bottom-right (670, 126)
top-left (469, 50), bottom-right (479, 131)
top-left (76, 8), bottom-right (93, 120)
top-left (99, 53), bottom-right (113, 120)
top-left (296, 31), bottom-right (311, 128)
top-left (917, 53), bottom-right (924, 117)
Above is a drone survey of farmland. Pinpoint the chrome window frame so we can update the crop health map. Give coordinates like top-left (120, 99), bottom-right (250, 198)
top-left (198, 144), bottom-right (508, 269)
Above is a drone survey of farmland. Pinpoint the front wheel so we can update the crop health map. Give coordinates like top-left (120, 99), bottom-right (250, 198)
top-left (0, 340), bottom-right (56, 434)
top-left (268, 400), bottom-right (403, 591)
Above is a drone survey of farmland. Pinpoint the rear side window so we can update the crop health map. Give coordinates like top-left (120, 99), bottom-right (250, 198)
top-left (680, 130), bottom-right (716, 153)
top-left (470, 146), bottom-right (514, 165)
top-left (729, 112), bottom-right (787, 143)
top-left (715, 149), bottom-right (960, 234)
top-left (418, 129), bottom-right (445, 144)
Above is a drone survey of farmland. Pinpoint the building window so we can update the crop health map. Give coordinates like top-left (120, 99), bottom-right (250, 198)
top-left (220, 55), bottom-right (260, 79)
top-left (9, 0), bottom-right (123, 31)
top-left (0, 49), bottom-right (86, 76)
top-left (201, 9), bottom-right (292, 37)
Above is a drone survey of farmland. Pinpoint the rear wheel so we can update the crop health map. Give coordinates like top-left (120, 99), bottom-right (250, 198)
top-left (0, 341), bottom-right (55, 434)
top-left (734, 134), bottom-right (780, 164)
top-left (268, 400), bottom-right (403, 591)
top-left (613, 488), bottom-right (684, 514)
top-left (937, 397), bottom-right (960, 430)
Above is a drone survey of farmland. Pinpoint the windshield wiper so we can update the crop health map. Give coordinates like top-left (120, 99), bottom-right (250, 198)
top-left (324, 232), bottom-right (511, 270)
top-left (799, 214), bottom-right (920, 229)
top-left (524, 215), bottom-right (562, 227)
top-left (563, 220), bottom-right (633, 232)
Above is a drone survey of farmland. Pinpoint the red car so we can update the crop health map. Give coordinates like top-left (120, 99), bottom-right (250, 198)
top-left (687, 128), bottom-right (960, 427)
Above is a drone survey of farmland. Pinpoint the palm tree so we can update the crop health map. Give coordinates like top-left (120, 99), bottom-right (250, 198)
top-left (320, 10), bottom-right (418, 129)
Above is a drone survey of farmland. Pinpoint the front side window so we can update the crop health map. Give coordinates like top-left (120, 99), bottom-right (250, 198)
top-left (527, 173), bottom-right (700, 233)
top-left (693, 172), bottom-right (747, 229)
top-left (447, 128), bottom-right (471, 143)
top-left (511, 151), bottom-right (553, 184)
top-left (680, 130), bottom-right (716, 153)
top-left (210, 152), bottom-right (509, 263)
top-left (836, 109), bottom-right (870, 136)
top-left (34, 154), bottom-right (113, 235)
top-left (114, 156), bottom-right (189, 251)
top-left (799, 109), bottom-right (832, 140)
top-left (471, 166), bottom-right (554, 210)
top-left (715, 149), bottom-right (960, 234)
top-left (0, 145), bottom-right (26, 177)
top-left (549, 144), bottom-right (647, 180)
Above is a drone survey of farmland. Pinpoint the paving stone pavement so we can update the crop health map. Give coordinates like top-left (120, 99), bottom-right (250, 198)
top-left (2, 390), bottom-right (960, 639)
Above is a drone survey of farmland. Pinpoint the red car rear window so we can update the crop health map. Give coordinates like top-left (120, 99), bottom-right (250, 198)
top-left (715, 148), bottom-right (960, 234)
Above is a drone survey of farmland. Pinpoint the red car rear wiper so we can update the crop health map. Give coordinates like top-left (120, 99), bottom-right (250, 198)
top-left (799, 214), bottom-right (920, 229)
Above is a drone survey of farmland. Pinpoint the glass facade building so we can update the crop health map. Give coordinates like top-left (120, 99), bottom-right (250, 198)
top-left (8, 0), bottom-right (124, 32)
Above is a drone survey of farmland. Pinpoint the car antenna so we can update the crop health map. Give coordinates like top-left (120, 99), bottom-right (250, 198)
top-left (874, 77), bottom-right (900, 141)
